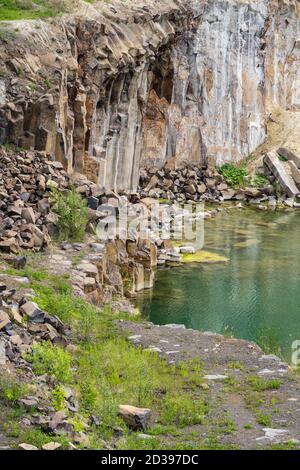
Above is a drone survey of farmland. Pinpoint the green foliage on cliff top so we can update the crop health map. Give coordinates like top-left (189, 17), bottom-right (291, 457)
top-left (0, 0), bottom-right (75, 21)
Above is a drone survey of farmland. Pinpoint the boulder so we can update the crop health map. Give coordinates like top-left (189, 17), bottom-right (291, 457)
top-left (0, 238), bottom-right (19, 254)
top-left (245, 188), bottom-right (261, 198)
top-left (21, 207), bottom-right (36, 224)
top-left (7, 304), bottom-right (24, 325)
top-left (42, 442), bottom-right (62, 451)
top-left (264, 151), bottom-right (299, 197)
top-left (46, 410), bottom-right (67, 433)
top-left (0, 310), bottom-right (12, 331)
top-left (222, 189), bottom-right (236, 200)
top-left (145, 175), bottom-right (159, 192)
top-left (288, 160), bottom-right (300, 188)
top-left (184, 184), bottom-right (196, 195)
top-left (179, 246), bottom-right (196, 254)
top-left (118, 405), bottom-right (151, 430)
top-left (197, 183), bottom-right (207, 194)
top-left (77, 263), bottom-right (99, 279)
top-left (19, 301), bottom-right (45, 323)
top-left (0, 338), bottom-right (6, 365)
top-left (19, 443), bottom-right (39, 451)
top-left (205, 178), bottom-right (216, 189)
top-left (277, 147), bottom-right (300, 168)
top-left (217, 182), bottom-right (228, 191)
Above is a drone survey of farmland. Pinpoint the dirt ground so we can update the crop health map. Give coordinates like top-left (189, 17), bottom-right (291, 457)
top-left (118, 320), bottom-right (300, 449)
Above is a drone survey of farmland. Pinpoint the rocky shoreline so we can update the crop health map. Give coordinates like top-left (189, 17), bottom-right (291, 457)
top-left (1, 143), bottom-right (300, 306)
top-left (1, 145), bottom-right (300, 450)
top-left (1, 255), bottom-right (300, 450)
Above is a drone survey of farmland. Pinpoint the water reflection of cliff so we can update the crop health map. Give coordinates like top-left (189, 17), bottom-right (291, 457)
top-left (135, 209), bottom-right (300, 360)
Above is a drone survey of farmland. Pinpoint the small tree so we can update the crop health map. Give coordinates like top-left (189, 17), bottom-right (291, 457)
top-left (51, 187), bottom-right (88, 242)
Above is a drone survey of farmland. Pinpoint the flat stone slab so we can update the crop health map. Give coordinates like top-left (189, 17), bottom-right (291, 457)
top-left (204, 374), bottom-right (229, 380)
top-left (256, 428), bottom-right (290, 443)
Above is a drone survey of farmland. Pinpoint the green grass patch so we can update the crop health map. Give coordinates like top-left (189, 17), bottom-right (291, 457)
top-left (247, 376), bottom-right (282, 392)
top-left (215, 415), bottom-right (237, 435)
top-left (116, 433), bottom-right (161, 450)
top-left (256, 411), bottom-right (272, 427)
top-left (160, 394), bottom-right (208, 427)
top-left (266, 441), bottom-right (299, 450)
top-left (19, 427), bottom-right (69, 448)
top-left (0, 374), bottom-right (28, 405)
top-left (0, 0), bottom-right (58, 21)
top-left (244, 423), bottom-right (253, 430)
top-left (7, 259), bottom-right (211, 449)
top-left (228, 361), bottom-right (244, 370)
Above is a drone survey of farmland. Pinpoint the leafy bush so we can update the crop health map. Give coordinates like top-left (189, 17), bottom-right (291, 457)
top-left (51, 187), bottom-right (88, 242)
top-left (218, 164), bottom-right (248, 187)
top-left (51, 385), bottom-right (66, 410)
top-left (26, 342), bottom-right (72, 383)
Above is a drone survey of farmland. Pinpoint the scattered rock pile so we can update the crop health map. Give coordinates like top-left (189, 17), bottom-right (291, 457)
top-left (0, 267), bottom-right (151, 450)
top-left (138, 158), bottom-right (300, 207)
top-left (0, 277), bottom-right (69, 365)
top-left (138, 161), bottom-right (230, 202)
top-left (0, 273), bottom-right (93, 449)
top-left (0, 147), bottom-right (70, 253)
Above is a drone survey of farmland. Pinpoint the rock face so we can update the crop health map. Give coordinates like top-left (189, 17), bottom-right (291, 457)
top-left (0, 0), bottom-right (299, 192)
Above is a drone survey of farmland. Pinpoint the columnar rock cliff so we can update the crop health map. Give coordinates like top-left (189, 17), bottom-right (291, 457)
top-left (0, 0), bottom-right (299, 191)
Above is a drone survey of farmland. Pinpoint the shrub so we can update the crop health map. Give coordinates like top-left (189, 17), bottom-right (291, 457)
top-left (160, 394), bottom-right (209, 427)
top-left (256, 412), bottom-right (272, 427)
top-left (51, 187), bottom-right (88, 242)
top-left (251, 174), bottom-right (268, 188)
top-left (51, 385), bottom-right (66, 410)
top-left (218, 164), bottom-right (247, 187)
top-left (0, 374), bottom-right (28, 405)
top-left (26, 342), bottom-right (72, 383)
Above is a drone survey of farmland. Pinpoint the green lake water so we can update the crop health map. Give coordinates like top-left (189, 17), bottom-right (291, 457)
top-left (135, 208), bottom-right (300, 361)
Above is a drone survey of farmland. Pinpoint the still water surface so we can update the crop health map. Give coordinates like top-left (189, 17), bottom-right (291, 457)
top-left (136, 208), bottom-right (300, 360)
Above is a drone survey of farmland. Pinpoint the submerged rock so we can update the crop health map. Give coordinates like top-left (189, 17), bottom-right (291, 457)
top-left (181, 250), bottom-right (229, 264)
